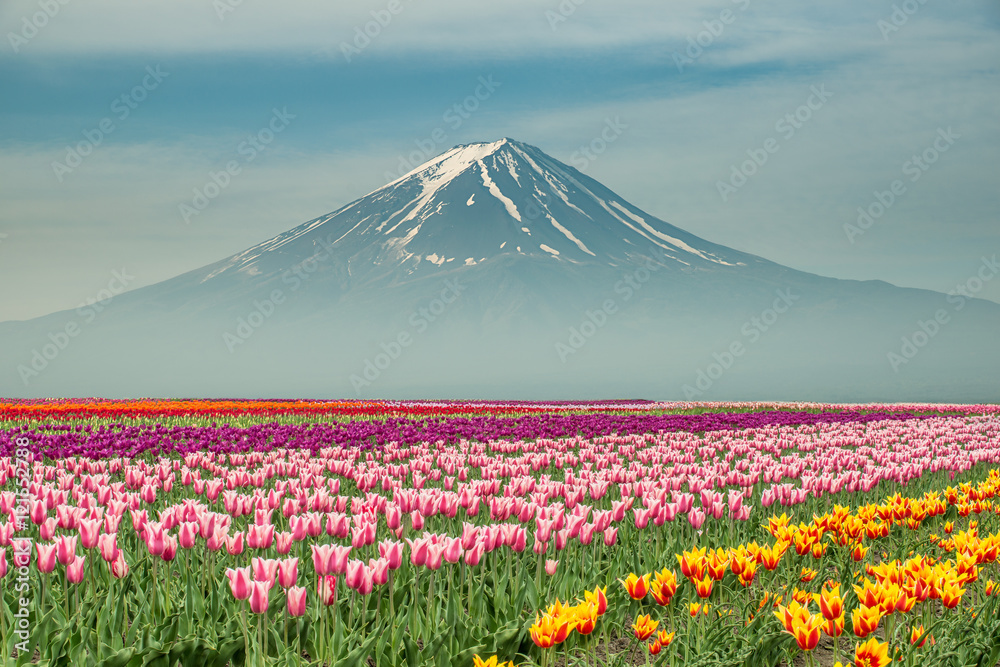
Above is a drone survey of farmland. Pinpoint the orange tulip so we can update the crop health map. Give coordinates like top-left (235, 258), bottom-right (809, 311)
top-left (738, 560), bottom-right (758, 587)
top-left (910, 624), bottom-right (934, 648)
top-left (530, 613), bottom-right (571, 648)
top-left (650, 569), bottom-right (678, 606)
top-left (852, 636), bottom-right (891, 667)
top-left (773, 600), bottom-right (810, 634)
top-left (787, 613), bottom-right (824, 651)
top-left (940, 578), bottom-right (964, 609)
top-left (622, 573), bottom-right (650, 600)
top-left (647, 640), bottom-right (661, 656)
top-left (688, 602), bottom-right (708, 617)
top-left (818, 584), bottom-right (844, 621)
top-left (583, 586), bottom-right (608, 615)
top-left (677, 547), bottom-right (707, 582)
top-left (632, 614), bottom-right (658, 641)
top-left (694, 574), bottom-right (714, 599)
top-left (759, 542), bottom-right (784, 571)
top-left (851, 604), bottom-right (882, 639)
top-left (800, 567), bottom-right (818, 583)
top-left (851, 542), bottom-right (869, 562)
top-left (573, 602), bottom-right (599, 636)
top-left (657, 630), bottom-right (676, 647)
top-left (823, 615), bottom-right (845, 638)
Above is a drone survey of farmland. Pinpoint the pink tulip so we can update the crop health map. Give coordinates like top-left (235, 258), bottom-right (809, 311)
top-left (98, 534), bottom-right (120, 562)
top-left (78, 517), bottom-right (101, 549)
top-left (545, 559), bottom-right (558, 576)
top-left (252, 557), bottom-right (280, 586)
top-left (378, 540), bottom-right (404, 570)
top-left (463, 541), bottom-right (484, 566)
top-left (368, 558), bottom-right (389, 586)
top-left (160, 535), bottom-right (178, 562)
top-left (410, 511), bottom-right (424, 531)
top-left (206, 526), bottom-right (228, 551)
top-left (286, 586), bottom-right (307, 616)
top-left (36, 542), bottom-right (57, 573)
top-left (143, 522), bottom-right (165, 556)
top-left (345, 559), bottom-right (366, 590)
top-left (226, 566), bottom-right (252, 600)
top-left (603, 527), bottom-right (618, 547)
top-left (226, 532), bottom-right (245, 556)
top-left (275, 531), bottom-right (293, 555)
top-left (425, 543), bottom-right (444, 570)
top-left (66, 555), bottom-right (86, 584)
top-left (249, 580), bottom-right (271, 614)
top-left (406, 537), bottom-right (428, 567)
top-left (311, 544), bottom-right (335, 575)
top-left (278, 557), bottom-right (298, 588)
top-left (330, 545), bottom-right (352, 574)
top-left (0, 548), bottom-right (6, 579)
top-left (443, 537), bottom-right (463, 564)
top-left (39, 517), bottom-right (57, 541)
top-left (178, 522), bottom-right (199, 549)
top-left (55, 534), bottom-right (77, 565)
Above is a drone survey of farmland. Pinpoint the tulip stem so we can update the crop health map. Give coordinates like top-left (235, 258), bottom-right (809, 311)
top-left (425, 572), bottom-right (435, 638)
top-left (242, 604), bottom-right (250, 667)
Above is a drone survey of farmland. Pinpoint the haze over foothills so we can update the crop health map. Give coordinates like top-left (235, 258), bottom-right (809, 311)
top-left (0, 0), bottom-right (998, 401)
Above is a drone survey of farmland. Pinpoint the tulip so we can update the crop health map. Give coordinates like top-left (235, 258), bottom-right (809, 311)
top-left (317, 574), bottom-right (337, 606)
top-left (818, 584), bottom-right (844, 621)
top-left (39, 517), bottom-right (57, 541)
top-left (545, 559), bottom-right (558, 576)
top-left (55, 534), bottom-right (78, 566)
top-left (111, 551), bottom-right (130, 578)
top-left (287, 586), bottom-right (307, 616)
top-left (650, 569), bottom-right (677, 606)
top-left (622, 572), bottom-right (650, 600)
top-left (66, 555), bottom-right (86, 584)
top-left (787, 612), bottom-right (823, 651)
top-left (632, 614), bottom-right (658, 641)
top-left (852, 637), bottom-right (891, 667)
top-left (378, 540), bottom-right (404, 570)
top-left (226, 532), bottom-right (245, 556)
top-left (278, 557), bottom-right (298, 588)
top-left (529, 613), bottom-right (570, 648)
top-left (178, 522), bottom-right (199, 549)
top-left (0, 548), bottom-right (6, 579)
top-left (36, 542), bottom-right (57, 573)
top-left (249, 580), bottom-right (271, 614)
top-left (226, 566), bottom-right (252, 600)
top-left (851, 604), bottom-right (883, 638)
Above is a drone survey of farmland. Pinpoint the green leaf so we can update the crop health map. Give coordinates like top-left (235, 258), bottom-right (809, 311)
top-left (403, 636), bottom-right (420, 667)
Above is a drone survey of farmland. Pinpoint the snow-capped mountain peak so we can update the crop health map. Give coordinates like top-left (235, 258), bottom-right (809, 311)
top-left (204, 139), bottom-right (747, 287)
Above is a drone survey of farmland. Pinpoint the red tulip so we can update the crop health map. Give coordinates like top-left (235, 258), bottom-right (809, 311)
top-left (111, 551), bottom-right (129, 578)
top-left (317, 574), bottom-right (337, 606)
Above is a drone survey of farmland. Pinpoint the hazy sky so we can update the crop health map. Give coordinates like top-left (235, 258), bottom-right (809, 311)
top-left (1, 0), bottom-right (998, 322)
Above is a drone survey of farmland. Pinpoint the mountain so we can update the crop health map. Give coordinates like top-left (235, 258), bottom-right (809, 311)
top-left (2, 138), bottom-right (998, 401)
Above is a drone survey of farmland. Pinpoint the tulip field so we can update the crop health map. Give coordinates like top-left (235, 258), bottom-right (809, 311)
top-left (2, 400), bottom-right (1000, 667)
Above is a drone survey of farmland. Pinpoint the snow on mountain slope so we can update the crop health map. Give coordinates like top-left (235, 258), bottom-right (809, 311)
top-left (193, 138), bottom-right (754, 290)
